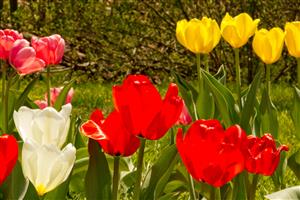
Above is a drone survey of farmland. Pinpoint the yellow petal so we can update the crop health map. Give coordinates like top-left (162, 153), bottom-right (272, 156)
top-left (253, 29), bottom-right (273, 64)
top-left (285, 22), bottom-right (300, 58)
top-left (176, 19), bottom-right (188, 48)
top-left (222, 24), bottom-right (242, 48)
top-left (268, 27), bottom-right (285, 63)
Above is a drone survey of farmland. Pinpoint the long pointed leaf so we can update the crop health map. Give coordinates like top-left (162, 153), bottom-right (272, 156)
top-left (85, 139), bottom-right (112, 200)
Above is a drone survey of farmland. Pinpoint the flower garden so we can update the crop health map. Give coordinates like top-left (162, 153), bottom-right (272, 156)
top-left (0, 1), bottom-right (300, 200)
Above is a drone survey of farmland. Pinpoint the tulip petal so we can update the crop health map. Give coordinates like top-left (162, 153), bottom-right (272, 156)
top-left (81, 120), bottom-right (107, 141)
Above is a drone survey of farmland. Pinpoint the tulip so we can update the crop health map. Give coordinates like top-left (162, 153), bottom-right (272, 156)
top-left (285, 21), bottom-right (300, 58)
top-left (176, 119), bottom-right (246, 187)
top-left (81, 109), bottom-right (140, 157)
top-left (176, 17), bottom-right (221, 54)
top-left (221, 13), bottom-right (260, 48)
top-left (13, 104), bottom-right (72, 148)
top-left (243, 134), bottom-right (288, 176)
top-left (9, 39), bottom-right (46, 75)
top-left (0, 134), bottom-right (18, 186)
top-left (176, 101), bottom-right (192, 125)
top-left (31, 34), bottom-right (65, 65)
top-left (22, 140), bottom-right (76, 196)
top-left (35, 87), bottom-right (74, 109)
top-left (252, 27), bottom-right (285, 64)
top-left (113, 75), bottom-right (183, 140)
top-left (0, 29), bottom-right (23, 60)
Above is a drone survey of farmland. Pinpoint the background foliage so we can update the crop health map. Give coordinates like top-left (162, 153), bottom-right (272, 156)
top-left (0, 0), bottom-right (299, 83)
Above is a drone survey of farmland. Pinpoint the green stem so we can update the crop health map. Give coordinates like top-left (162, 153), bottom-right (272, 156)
top-left (46, 67), bottom-right (51, 106)
top-left (266, 64), bottom-right (271, 96)
top-left (188, 173), bottom-right (197, 200)
top-left (170, 128), bottom-right (174, 145)
top-left (196, 54), bottom-right (201, 91)
top-left (234, 48), bottom-right (242, 111)
top-left (205, 54), bottom-right (209, 72)
top-left (297, 58), bottom-right (300, 88)
top-left (112, 156), bottom-right (120, 200)
top-left (1, 61), bottom-right (8, 133)
top-left (133, 138), bottom-right (146, 200)
top-left (210, 187), bottom-right (221, 200)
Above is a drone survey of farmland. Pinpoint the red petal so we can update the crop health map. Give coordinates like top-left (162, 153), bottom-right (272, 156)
top-left (90, 109), bottom-right (104, 126)
top-left (80, 120), bottom-right (107, 140)
top-left (99, 110), bottom-right (140, 156)
top-left (0, 134), bottom-right (18, 186)
top-left (113, 75), bottom-right (162, 137)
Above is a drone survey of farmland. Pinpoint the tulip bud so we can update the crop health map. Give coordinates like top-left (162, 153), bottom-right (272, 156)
top-left (221, 13), bottom-right (260, 48)
top-left (285, 21), bottom-right (300, 58)
top-left (252, 28), bottom-right (285, 64)
top-left (176, 17), bottom-right (221, 54)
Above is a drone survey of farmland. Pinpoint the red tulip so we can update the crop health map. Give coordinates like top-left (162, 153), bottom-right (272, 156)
top-left (81, 109), bottom-right (140, 157)
top-left (0, 134), bottom-right (18, 186)
top-left (0, 29), bottom-right (23, 60)
top-left (31, 34), bottom-right (65, 65)
top-left (113, 75), bottom-right (183, 140)
top-left (176, 119), bottom-right (246, 187)
top-left (176, 101), bottom-right (192, 125)
top-left (9, 39), bottom-right (45, 75)
top-left (35, 87), bottom-right (74, 109)
top-left (243, 134), bottom-right (289, 176)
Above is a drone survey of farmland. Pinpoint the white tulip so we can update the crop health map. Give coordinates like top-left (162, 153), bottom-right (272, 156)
top-left (13, 104), bottom-right (71, 148)
top-left (22, 140), bottom-right (76, 196)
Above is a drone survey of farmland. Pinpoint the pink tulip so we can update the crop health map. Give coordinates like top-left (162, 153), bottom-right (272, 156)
top-left (0, 29), bottom-right (23, 60)
top-left (35, 87), bottom-right (74, 109)
top-left (31, 34), bottom-right (65, 65)
top-left (9, 39), bottom-right (46, 75)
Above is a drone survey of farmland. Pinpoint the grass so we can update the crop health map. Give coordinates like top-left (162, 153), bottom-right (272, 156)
top-left (7, 77), bottom-right (300, 199)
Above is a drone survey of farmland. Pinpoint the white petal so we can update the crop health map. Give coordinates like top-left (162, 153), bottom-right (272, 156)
top-left (22, 141), bottom-right (76, 195)
top-left (13, 107), bottom-right (38, 141)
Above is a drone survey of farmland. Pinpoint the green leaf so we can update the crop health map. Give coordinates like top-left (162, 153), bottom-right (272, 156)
top-left (213, 65), bottom-right (227, 85)
top-left (265, 186), bottom-right (300, 199)
top-left (44, 174), bottom-right (72, 200)
top-left (85, 139), bottom-right (112, 200)
top-left (172, 72), bottom-right (198, 120)
top-left (240, 70), bottom-right (262, 133)
top-left (141, 144), bottom-right (178, 200)
top-left (23, 182), bottom-right (39, 200)
top-left (158, 192), bottom-right (180, 200)
top-left (196, 75), bottom-right (215, 119)
top-left (259, 87), bottom-right (278, 138)
top-left (122, 171), bottom-right (137, 189)
top-left (53, 80), bottom-right (74, 111)
top-left (291, 86), bottom-right (300, 140)
top-left (15, 77), bottom-right (38, 110)
top-left (107, 156), bottom-right (130, 172)
top-left (288, 150), bottom-right (300, 180)
top-left (2, 161), bottom-right (28, 200)
top-left (201, 69), bottom-right (238, 127)
top-left (154, 154), bottom-right (179, 199)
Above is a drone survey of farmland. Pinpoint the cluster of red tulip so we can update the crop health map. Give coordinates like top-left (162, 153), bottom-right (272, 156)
top-left (81, 74), bottom-right (288, 189)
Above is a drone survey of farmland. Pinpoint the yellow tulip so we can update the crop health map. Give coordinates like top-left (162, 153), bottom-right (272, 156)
top-left (285, 21), bottom-right (300, 58)
top-left (176, 17), bottom-right (221, 54)
top-left (252, 28), bottom-right (285, 64)
top-left (221, 13), bottom-right (260, 48)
